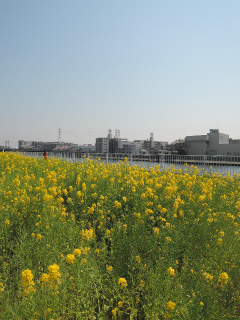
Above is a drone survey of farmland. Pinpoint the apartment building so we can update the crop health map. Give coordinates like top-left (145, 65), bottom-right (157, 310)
top-left (95, 137), bottom-right (109, 153)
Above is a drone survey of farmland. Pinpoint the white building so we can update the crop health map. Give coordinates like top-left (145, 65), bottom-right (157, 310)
top-left (95, 137), bottom-right (109, 153)
top-left (185, 129), bottom-right (240, 156)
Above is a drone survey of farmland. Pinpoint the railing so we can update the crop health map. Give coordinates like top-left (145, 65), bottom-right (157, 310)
top-left (18, 151), bottom-right (240, 176)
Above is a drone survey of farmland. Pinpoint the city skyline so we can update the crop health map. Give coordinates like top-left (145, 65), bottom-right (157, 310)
top-left (2, 126), bottom-right (240, 150)
top-left (1, 1), bottom-right (240, 148)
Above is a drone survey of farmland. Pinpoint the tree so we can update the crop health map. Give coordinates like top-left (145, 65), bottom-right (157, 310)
top-left (170, 139), bottom-right (189, 155)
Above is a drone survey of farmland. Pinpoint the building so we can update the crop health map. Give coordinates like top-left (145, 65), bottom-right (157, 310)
top-left (122, 141), bottom-right (139, 155)
top-left (136, 134), bottom-right (169, 154)
top-left (18, 140), bottom-right (78, 152)
top-left (77, 144), bottom-right (96, 153)
top-left (18, 140), bottom-right (43, 150)
top-left (185, 129), bottom-right (240, 156)
top-left (109, 138), bottom-right (123, 153)
top-left (96, 131), bottom-right (169, 155)
top-left (96, 137), bottom-right (109, 153)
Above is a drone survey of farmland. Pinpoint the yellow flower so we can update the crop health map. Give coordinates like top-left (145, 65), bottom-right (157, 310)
top-left (0, 283), bottom-right (4, 292)
top-left (217, 238), bottom-right (223, 246)
top-left (200, 302), bottom-right (204, 306)
top-left (22, 269), bottom-right (35, 296)
top-left (48, 264), bottom-right (61, 281)
top-left (113, 200), bottom-right (121, 209)
top-left (73, 248), bottom-right (81, 257)
top-left (66, 254), bottom-right (75, 264)
top-left (107, 265), bottom-right (113, 273)
top-left (112, 307), bottom-right (118, 316)
top-left (23, 285), bottom-right (36, 296)
top-left (106, 229), bottom-right (111, 236)
top-left (122, 196), bottom-right (127, 203)
top-left (81, 247), bottom-right (90, 254)
top-left (80, 258), bottom-right (87, 265)
top-left (219, 272), bottom-right (229, 286)
top-left (118, 301), bottom-right (123, 307)
top-left (167, 301), bottom-right (176, 311)
top-left (203, 272), bottom-right (213, 282)
top-left (136, 256), bottom-right (141, 264)
top-left (41, 273), bottom-right (50, 287)
top-left (81, 229), bottom-right (94, 241)
top-left (167, 267), bottom-right (175, 277)
top-left (135, 212), bottom-right (141, 219)
top-left (36, 233), bottom-right (42, 240)
top-left (22, 269), bottom-right (34, 287)
top-left (88, 207), bottom-right (94, 214)
top-left (118, 277), bottom-right (127, 289)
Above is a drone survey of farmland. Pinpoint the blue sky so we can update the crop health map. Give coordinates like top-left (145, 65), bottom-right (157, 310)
top-left (1, 0), bottom-right (240, 147)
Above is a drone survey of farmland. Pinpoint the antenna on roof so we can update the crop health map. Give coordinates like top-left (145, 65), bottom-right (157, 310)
top-left (115, 129), bottom-right (120, 138)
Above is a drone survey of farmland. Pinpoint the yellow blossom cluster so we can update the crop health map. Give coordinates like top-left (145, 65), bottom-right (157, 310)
top-left (22, 269), bottom-right (36, 296)
top-left (118, 278), bottom-right (127, 289)
top-left (41, 264), bottom-right (61, 291)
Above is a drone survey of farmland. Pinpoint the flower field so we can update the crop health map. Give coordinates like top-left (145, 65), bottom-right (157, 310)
top-left (1, 152), bottom-right (240, 319)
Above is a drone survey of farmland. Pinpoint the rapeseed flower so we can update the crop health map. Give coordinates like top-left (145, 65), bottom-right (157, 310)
top-left (219, 272), bottom-right (229, 286)
top-left (107, 265), bottom-right (113, 273)
top-left (167, 267), bottom-right (175, 277)
top-left (36, 233), bottom-right (42, 240)
top-left (118, 301), bottom-right (123, 307)
top-left (112, 307), bottom-right (118, 316)
top-left (136, 256), bottom-right (141, 264)
top-left (118, 278), bottom-right (127, 289)
top-left (48, 264), bottom-right (61, 282)
top-left (0, 283), bottom-right (4, 292)
top-left (66, 254), bottom-right (75, 264)
top-left (73, 248), bottom-right (81, 257)
top-left (203, 272), bottom-right (213, 282)
top-left (22, 269), bottom-right (34, 288)
top-left (81, 229), bottom-right (93, 241)
top-left (167, 301), bottom-right (176, 311)
top-left (22, 269), bottom-right (35, 296)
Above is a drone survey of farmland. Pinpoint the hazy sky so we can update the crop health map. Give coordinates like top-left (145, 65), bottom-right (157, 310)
top-left (1, 0), bottom-right (240, 147)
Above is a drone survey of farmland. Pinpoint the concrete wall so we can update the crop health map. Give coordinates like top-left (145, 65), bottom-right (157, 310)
top-left (215, 144), bottom-right (240, 156)
top-left (187, 141), bottom-right (208, 155)
top-left (185, 135), bottom-right (209, 155)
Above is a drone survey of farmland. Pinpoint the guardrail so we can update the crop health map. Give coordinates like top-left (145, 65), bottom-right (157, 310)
top-left (18, 151), bottom-right (240, 176)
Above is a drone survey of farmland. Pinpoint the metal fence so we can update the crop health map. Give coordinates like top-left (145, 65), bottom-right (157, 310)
top-left (19, 151), bottom-right (240, 176)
